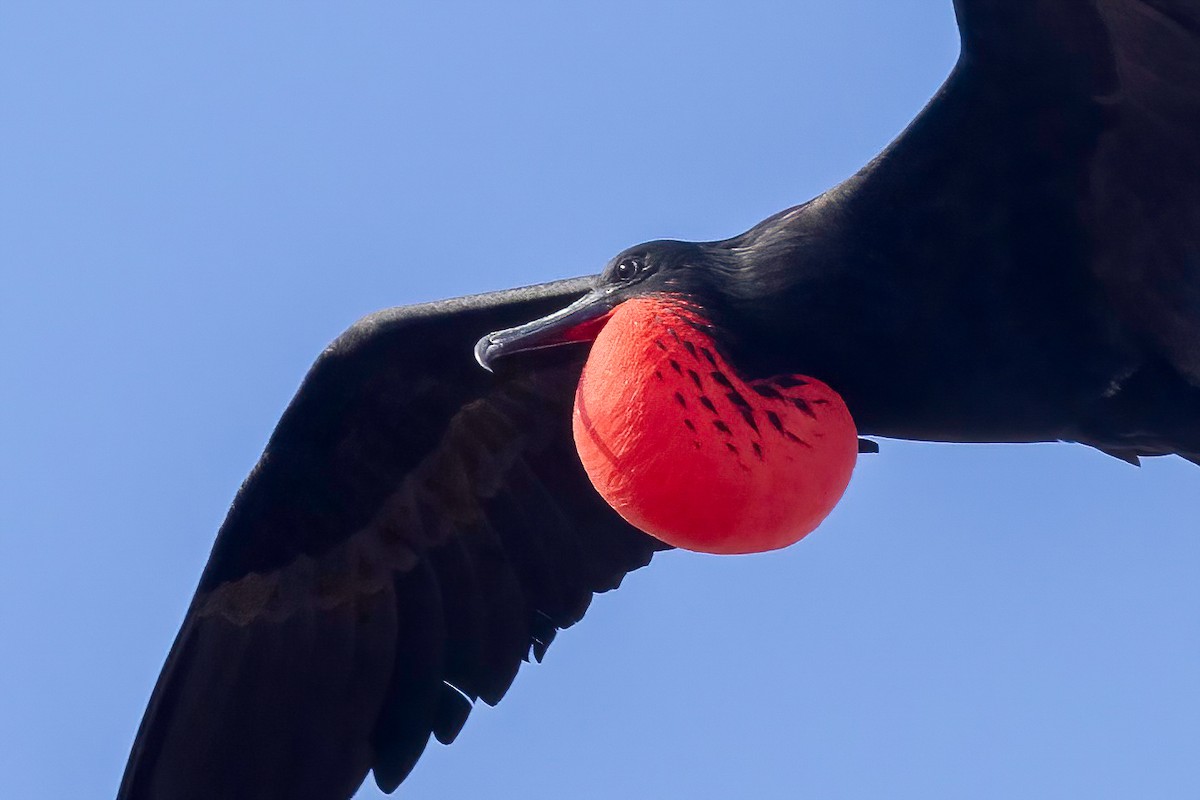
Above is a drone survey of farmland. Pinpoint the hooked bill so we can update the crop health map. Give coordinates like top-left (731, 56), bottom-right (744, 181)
top-left (572, 297), bottom-right (858, 554)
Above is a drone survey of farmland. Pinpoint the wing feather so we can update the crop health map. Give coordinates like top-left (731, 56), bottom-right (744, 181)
top-left (119, 278), bottom-right (667, 800)
top-left (818, 0), bottom-right (1200, 453)
top-left (953, 0), bottom-right (1200, 381)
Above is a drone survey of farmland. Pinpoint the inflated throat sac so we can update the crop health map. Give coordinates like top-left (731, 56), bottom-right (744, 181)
top-left (572, 296), bottom-right (858, 554)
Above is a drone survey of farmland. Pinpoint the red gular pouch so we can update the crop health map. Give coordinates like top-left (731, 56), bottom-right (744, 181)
top-left (572, 296), bottom-right (858, 554)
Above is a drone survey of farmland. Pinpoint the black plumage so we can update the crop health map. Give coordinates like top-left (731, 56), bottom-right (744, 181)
top-left (120, 2), bottom-right (1200, 798)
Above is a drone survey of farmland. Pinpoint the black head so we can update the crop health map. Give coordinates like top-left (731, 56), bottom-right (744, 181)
top-left (598, 239), bottom-right (728, 296)
top-left (475, 239), bottom-right (739, 370)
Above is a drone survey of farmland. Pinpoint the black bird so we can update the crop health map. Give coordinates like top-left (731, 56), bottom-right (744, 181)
top-left (120, 1), bottom-right (1200, 798)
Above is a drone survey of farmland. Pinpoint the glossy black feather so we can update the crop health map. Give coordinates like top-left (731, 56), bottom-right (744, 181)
top-left (119, 279), bottom-right (666, 799)
top-left (703, 0), bottom-right (1200, 458)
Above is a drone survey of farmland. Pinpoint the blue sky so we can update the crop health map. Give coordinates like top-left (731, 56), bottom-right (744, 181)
top-left (3, 2), bottom-right (1198, 798)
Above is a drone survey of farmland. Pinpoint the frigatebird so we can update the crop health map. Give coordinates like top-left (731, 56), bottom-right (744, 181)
top-left (120, 1), bottom-right (1200, 797)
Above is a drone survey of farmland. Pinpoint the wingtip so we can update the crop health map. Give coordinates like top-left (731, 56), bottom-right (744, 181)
top-left (1093, 445), bottom-right (1142, 466)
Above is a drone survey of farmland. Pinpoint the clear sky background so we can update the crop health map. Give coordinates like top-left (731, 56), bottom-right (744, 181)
top-left (3, 2), bottom-right (1198, 798)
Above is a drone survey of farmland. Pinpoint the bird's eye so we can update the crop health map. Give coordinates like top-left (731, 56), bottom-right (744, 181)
top-left (616, 258), bottom-right (641, 281)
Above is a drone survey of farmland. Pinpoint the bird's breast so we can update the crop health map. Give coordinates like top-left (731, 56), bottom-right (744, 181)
top-left (572, 296), bottom-right (858, 554)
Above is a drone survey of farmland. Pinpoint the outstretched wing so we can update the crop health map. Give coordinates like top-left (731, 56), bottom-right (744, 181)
top-left (954, 0), bottom-right (1200, 383)
top-left (119, 276), bottom-right (666, 800)
top-left (813, 0), bottom-right (1200, 454)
